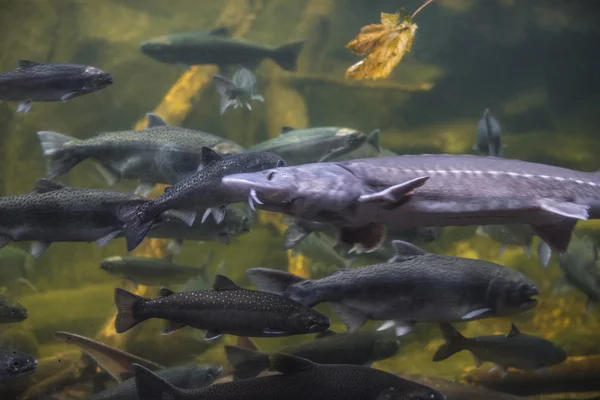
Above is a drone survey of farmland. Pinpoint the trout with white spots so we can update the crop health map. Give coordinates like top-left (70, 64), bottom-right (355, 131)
top-left (113, 275), bottom-right (330, 339)
top-left (221, 154), bottom-right (600, 253)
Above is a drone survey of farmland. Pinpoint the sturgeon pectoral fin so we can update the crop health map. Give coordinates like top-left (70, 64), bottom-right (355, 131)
top-left (339, 223), bottom-right (386, 253)
top-left (539, 199), bottom-right (589, 220)
top-left (537, 240), bottom-right (552, 268)
top-left (532, 219), bottom-right (577, 253)
top-left (358, 176), bottom-right (429, 204)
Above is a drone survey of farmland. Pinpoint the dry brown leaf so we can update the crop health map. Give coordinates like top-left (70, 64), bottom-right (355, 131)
top-left (345, 11), bottom-right (418, 80)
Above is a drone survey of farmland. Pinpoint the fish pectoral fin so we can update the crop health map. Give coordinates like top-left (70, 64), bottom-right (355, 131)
top-left (340, 223), bottom-right (386, 253)
top-left (537, 240), bottom-right (552, 267)
top-left (30, 241), bottom-right (51, 258)
top-left (202, 206), bottom-right (226, 224)
top-left (164, 209), bottom-right (196, 227)
top-left (17, 100), bottom-right (32, 114)
top-left (389, 240), bottom-right (427, 262)
top-left (96, 230), bottom-right (122, 247)
top-left (93, 161), bottom-right (120, 185)
top-left (205, 330), bottom-right (222, 340)
top-left (263, 328), bottom-right (287, 335)
top-left (60, 91), bottom-right (81, 101)
top-left (461, 308), bottom-right (492, 320)
top-left (283, 225), bottom-right (311, 250)
top-left (532, 219), bottom-right (577, 253)
top-left (359, 176), bottom-right (430, 204)
top-left (538, 199), bottom-right (589, 220)
top-left (162, 321), bottom-right (186, 335)
top-left (329, 302), bottom-right (367, 332)
top-left (268, 353), bottom-right (316, 374)
top-left (212, 274), bottom-right (242, 291)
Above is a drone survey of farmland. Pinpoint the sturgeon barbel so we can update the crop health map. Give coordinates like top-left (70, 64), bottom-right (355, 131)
top-left (221, 154), bottom-right (600, 253)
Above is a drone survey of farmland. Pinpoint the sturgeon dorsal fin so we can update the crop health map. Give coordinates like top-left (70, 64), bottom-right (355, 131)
top-left (212, 275), bottom-right (242, 291)
top-left (268, 353), bottom-right (316, 374)
top-left (18, 60), bottom-right (42, 69)
top-left (201, 147), bottom-right (223, 165)
top-left (34, 178), bottom-right (67, 193)
top-left (146, 113), bottom-right (168, 128)
top-left (280, 126), bottom-right (296, 134)
top-left (507, 324), bottom-right (520, 337)
top-left (389, 240), bottom-right (427, 262)
top-left (209, 27), bottom-right (232, 37)
top-left (158, 287), bottom-right (175, 297)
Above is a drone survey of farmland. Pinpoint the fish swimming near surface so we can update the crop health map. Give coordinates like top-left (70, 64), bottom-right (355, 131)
top-left (557, 235), bottom-right (600, 312)
top-left (36, 112), bottom-right (245, 194)
top-left (0, 295), bottom-right (27, 323)
top-left (0, 60), bottom-right (113, 114)
top-left (225, 329), bottom-right (399, 379)
top-left (248, 126), bottom-right (380, 166)
top-left (474, 108), bottom-right (503, 157)
top-left (247, 240), bottom-right (538, 335)
top-left (0, 345), bottom-right (37, 382)
top-left (476, 224), bottom-right (552, 267)
top-left (140, 27), bottom-right (305, 71)
top-left (113, 274), bottom-right (330, 339)
top-left (221, 154), bottom-right (600, 254)
top-left (433, 323), bottom-right (566, 375)
top-left (133, 353), bottom-right (446, 400)
top-left (213, 67), bottom-right (264, 114)
top-left (0, 179), bottom-right (190, 258)
top-left (121, 148), bottom-right (284, 252)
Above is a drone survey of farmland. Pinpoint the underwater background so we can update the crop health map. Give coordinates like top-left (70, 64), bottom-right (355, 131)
top-left (1, 0), bottom-right (600, 398)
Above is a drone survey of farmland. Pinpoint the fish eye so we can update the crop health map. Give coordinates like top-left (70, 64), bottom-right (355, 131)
top-left (267, 171), bottom-right (276, 181)
top-left (276, 160), bottom-right (286, 168)
top-left (11, 360), bottom-right (21, 369)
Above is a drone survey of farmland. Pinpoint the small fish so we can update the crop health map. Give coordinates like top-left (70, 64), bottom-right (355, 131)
top-left (558, 235), bottom-right (600, 311)
top-left (248, 126), bottom-right (380, 166)
top-left (0, 179), bottom-right (187, 258)
top-left (113, 275), bottom-right (330, 339)
top-left (476, 224), bottom-right (552, 267)
top-left (291, 232), bottom-right (354, 271)
top-left (36, 112), bottom-right (245, 191)
top-left (247, 240), bottom-right (538, 335)
top-left (140, 27), bottom-right (305, 71)
top-left (120, 148), bottom-right (284, 252)
top-left (0, 246), bottom-right (37, 293)
top-left (433, 323), bottom-right (566, 375)
top-left (0, 295), bottom-right (27, 323)
top-left (89, 364), bottom-right (223, 400)
top-left (474, 108), bottom-right (503, 157)
top-left (100, 254), bottom-right (209, 287)
top-left (225, 329), bottom-right (399, 379)
top-left (133, 353), bottom-right (446, 400)
top-left (0, 60), bottom-right (113, 114)
top-left (54, 331), bottom-right (163, 382)
top-left (0, 345), bottom-right (36, 382)
top-left (213, 68), bottom-right (264, 114)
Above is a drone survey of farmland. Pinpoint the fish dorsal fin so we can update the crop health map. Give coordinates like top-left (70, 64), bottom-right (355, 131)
top-left (315, 330), bottom-right (336, 339)
top-left (237, 336), bottom-right (259, 351)
top-left (34, 178), bottom-right (67, 193)
top-left (146, 113), bottom-right (168, 128)
top-left (18, 60), bottom-right (42, 69)
top-left (158, 287), bottom-right (175, 297)
top-left (201, 147), bottom-right (223, 165)
top-left (209, 27), bottom-right (232, 37)
top-left (212, 275), bottom-right (242, 291)
top-left (507, 324), bottom-right (520, 337)
top-left (280, 126), bottom-right (296, 134)
top-left (389, 240), bottom-right (427, 262)
top-left (268, 353), bottom-right (316, 374)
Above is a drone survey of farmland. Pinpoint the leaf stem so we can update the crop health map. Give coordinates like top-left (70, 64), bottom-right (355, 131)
top-left (411, 0), bottom-right (435, 19)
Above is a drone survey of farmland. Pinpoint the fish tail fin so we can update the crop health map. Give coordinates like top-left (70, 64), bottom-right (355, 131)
top-left (432, 323), bottom-right (466, 362)
top-left (225, 345), bottom-right (270, 379)
top-left (116, 201), bottom-right (156, 252)
top-left (134, 364), bottom-right (181, 400)
top-left (114, 288), bottom-right (146, 333)
top-left (271, 41), bottom-right (305, 71)
top-left (36, 131), bottom-right (82, 179)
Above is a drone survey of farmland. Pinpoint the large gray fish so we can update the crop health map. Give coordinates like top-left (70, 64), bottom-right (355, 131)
top-left (213, 67), bottom-right (264, 114)
top-left (121, 148), bottom-right (284, 251)
top-left (0, 179), bottom-right (188, 258)
top-left (0, 246), bottom-right (37, 292)
top-left (246, 240), bottom-right (538, 335)
top-left (557, 235), bottom-right (600, 311)
top-left (433, 323), bottom-right (566, 375)
top-left (248, 126), bottom-right (380, 166)
top-left (0, 60), bottom-right (113, 114)
top-left (36, 113), bottom-right (245, 193)
top-left (90, 364), bottom-right (223, 400)
top-left (474, 108), bottom-right (503, 157)
top-left (113, 275), bottom-right (330, 339)
top-left (133, 354), bottom-right (446, 400)
top-left (0, 295), bottom-right (27, 323)
top-left (140, 27), bottom-right (305, 71)
top-left (225, 329), bottom-right (399, 379)
top-left (100, 254), bottom-right (209, 287)
top-left (221, 154), bottom-right (600, 253)
top-left (0, 345), bottom-right (36, 382)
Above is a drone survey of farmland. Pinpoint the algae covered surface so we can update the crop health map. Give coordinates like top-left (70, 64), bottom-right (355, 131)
top-left (1, 0), bottom-right (600, 399)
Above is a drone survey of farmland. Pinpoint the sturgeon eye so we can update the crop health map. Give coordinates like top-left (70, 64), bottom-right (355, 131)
top-left (276, 160), bottom-right (286, 168)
